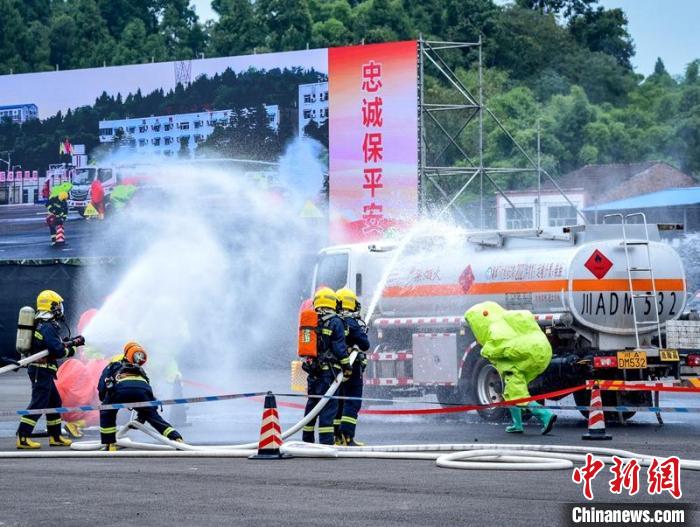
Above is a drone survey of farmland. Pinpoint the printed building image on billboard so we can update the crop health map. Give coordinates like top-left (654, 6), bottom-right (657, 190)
top-left (0, 42), bottom-right (418, 260)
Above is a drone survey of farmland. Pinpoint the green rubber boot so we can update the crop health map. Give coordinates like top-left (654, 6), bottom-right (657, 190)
top-left (528, 402), bottom-right (557, 435)
top-left (506, 406), bottom-right (524, 433)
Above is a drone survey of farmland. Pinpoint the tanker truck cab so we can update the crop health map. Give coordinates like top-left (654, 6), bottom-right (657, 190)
top-left (68, 166), bottom-right (116, 216)
top-left (311, 223), bottom-right (693, 423)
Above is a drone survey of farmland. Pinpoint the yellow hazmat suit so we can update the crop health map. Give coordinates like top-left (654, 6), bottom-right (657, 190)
top-left (465, 301), bottom-right (557, 434)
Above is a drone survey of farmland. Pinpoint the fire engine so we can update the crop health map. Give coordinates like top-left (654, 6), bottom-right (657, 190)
top-left (310, 219), bottom-right (700, 421)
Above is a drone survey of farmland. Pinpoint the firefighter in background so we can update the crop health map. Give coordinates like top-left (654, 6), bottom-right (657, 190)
top-left (465, 301), bottom-right (557, 435)
top-left (97, 342), bottom-right (183, 451)
top-left (46, 191), bottom-right (69, 245)
top-left (300, 288), bottom-right (352, 445)
top-left (16, 290), bottom-right (85, 449)
top-left (334, 288), bottom-right (370, 446)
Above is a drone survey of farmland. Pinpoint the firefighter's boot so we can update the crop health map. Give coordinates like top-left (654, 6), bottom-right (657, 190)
top-left (49, 435), bottom-right (72, 447)
top-left (16, 436), bottom-right (41, 450)
top-left (342, 434), bottom-right (365, 447)
top-left (103, 443), bottom-right (119, 452)
top-left (505, 407), bottom-right (524, 433)
top-left (528, 402), bottom-right (557, 435)
top-left (64, 421), bottom-right (84, 438)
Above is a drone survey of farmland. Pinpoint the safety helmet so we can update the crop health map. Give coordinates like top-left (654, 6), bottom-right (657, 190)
top-left (58, 191), bottom-right (68, 201)
top-left (336, 287), bottom-right (358, 311)
top-left (36, 290), bottom-right (64, 317)
top-left (313, 287), bottom-right (338, 311)
top-left (123, 341), bottom-right (147, 366)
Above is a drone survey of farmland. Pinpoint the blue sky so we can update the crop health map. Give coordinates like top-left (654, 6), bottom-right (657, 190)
top-left (192, 0), bottom-right (699, 77)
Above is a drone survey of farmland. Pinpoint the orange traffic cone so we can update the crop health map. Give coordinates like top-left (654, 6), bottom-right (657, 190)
top-left (55, 224), bottom-right (65, 245)
top-left (582, 386), bottom-right (612, 440)
top-left (249, 392), bottom-right (291, 459)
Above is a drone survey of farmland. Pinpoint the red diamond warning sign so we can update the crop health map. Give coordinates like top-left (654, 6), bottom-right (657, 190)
top-left (584, 249), bottom-right (613, 279)
top-left (459, 265), bottom-right (475, 293)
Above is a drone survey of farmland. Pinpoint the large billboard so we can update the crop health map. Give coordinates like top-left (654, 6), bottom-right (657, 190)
top-left (0, 41), bottom-right (418, 260)
top-left (329, 41), bottom-right (418, 242)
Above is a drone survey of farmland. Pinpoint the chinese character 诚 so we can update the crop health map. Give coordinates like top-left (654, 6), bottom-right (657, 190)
top-left (361, 61), bottom-right (383, 92)
top-left (572, 454), bottom-right (605, 500)
top-left (362, 97), bottom-right (384, 127)
top-left (647, 457), bottom-right (682, 499)
top-left (362, 132), bottom-right (383, 163)
top-left (363, 168), bottom-right (383, 198)
top-left (609, 456), bottom-right (641, 496)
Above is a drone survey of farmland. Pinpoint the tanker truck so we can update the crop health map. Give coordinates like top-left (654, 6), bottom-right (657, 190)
top-left (310, 222), bottom-right (700, 422)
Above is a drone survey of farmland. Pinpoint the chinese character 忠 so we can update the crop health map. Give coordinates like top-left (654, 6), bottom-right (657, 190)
top-left (362, 97), bottom-right (384, 127)
top-left (363, 168), bottom-right (383, 198)
top-left (572, 453), bottom-right (605, 500)
top-left (609, 456), bottom-right (640, 496)
top-left (647, 457), bottom-right (682, 499)
top-left (361, 61), bottom-right (383, 92)
top-left (362, 132), bottom-right (383, 163)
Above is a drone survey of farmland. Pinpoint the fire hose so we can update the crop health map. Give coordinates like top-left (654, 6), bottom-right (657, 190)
top-left (8, 419), bottom-right (700, 472)
top-left (67, 350), bottom-right (361, 452)
top-left (0, 351), bottom-right (49, 375)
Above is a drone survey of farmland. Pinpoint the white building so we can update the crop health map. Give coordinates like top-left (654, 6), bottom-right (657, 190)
top-left (298, 82), bottom-right (329, 134)
top-left (99, 106), bottom-right (279, 156)
top-left (0, 103), bottom-right (38, 124)
top-left (496, 189), bottom-right (585, 230)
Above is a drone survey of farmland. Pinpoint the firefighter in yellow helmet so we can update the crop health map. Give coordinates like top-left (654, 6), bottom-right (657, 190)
top-left (97, 342), bottom-right (183, 451)
top-left (17, 290), bottom-right (85, 449)
top-left (301, 288), bottom-right (351, 445)
top-left (334, 288), bottom-right (370, 446)
top-left (46, 190), bottom-right (69, 246)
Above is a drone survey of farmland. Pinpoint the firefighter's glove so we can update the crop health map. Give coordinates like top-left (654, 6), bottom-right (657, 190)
top-left (71, 335), bottom-right (86, 347)
top-left (342, 367), bottom-right (353, 382)
top-left (66, 346), bottom-right (76, 358)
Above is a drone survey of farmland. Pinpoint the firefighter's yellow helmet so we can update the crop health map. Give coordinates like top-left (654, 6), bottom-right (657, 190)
top-left (336, 287), bottom-right (358, 311)
top-left (58, 191), bottom-right (68, 201)
top-left (313, 287), bottom-right (338, 310)
top-left (36, 290), bottom-right (64, 312)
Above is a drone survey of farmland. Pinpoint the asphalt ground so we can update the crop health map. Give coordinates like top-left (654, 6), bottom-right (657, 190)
top-left (0, 204), bottom-right (110, 259)
top-left (1, 371), bottom-right (699, 526)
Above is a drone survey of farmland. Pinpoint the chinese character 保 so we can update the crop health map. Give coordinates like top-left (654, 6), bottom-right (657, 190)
top-left (362, 132), bottom-right (383, 163)
top-left (361, 61), bottom-right (383, 92)
top-left (363, 168), bottom-right (383, 198)
top-left (362, 97), bottom-right (383, 127)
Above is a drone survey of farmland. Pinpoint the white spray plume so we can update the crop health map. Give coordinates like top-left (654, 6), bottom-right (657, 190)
top-left (82, 139), bottom-right (326, 391)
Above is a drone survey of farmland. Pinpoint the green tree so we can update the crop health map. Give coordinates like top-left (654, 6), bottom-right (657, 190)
top-left (209, 0), bottom-right (261, 56)
top-left (256, 0), bottom-right (313, 51)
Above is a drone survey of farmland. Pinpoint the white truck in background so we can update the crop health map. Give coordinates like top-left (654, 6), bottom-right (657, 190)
top-left (310, 221), bottom-right (700, 421)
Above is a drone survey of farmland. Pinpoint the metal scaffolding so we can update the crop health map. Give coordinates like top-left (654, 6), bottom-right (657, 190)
top-left (417, 37), bottom-right (585, 229)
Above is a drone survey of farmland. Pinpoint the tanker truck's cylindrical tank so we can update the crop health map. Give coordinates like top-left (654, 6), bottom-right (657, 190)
top-left (376, 234), bottom-right (685, 337)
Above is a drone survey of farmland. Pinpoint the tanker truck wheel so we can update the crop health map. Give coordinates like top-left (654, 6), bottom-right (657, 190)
top-left (573, 389), bottom-right (636, 423)
top-left (463, 351), bottom-right (509, 422)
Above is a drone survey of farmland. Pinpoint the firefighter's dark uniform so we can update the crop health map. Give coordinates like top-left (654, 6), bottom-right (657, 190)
top-left (302, 313), bottom-right (349, 445)
top-left (17, 320), bottom-right (75, 438)
top-left (335, 314), bottom-right (370, 440)
top-left (46, 196), bottom-right (68, 244)
top-left (97, 360), bottom-right (182, 445)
